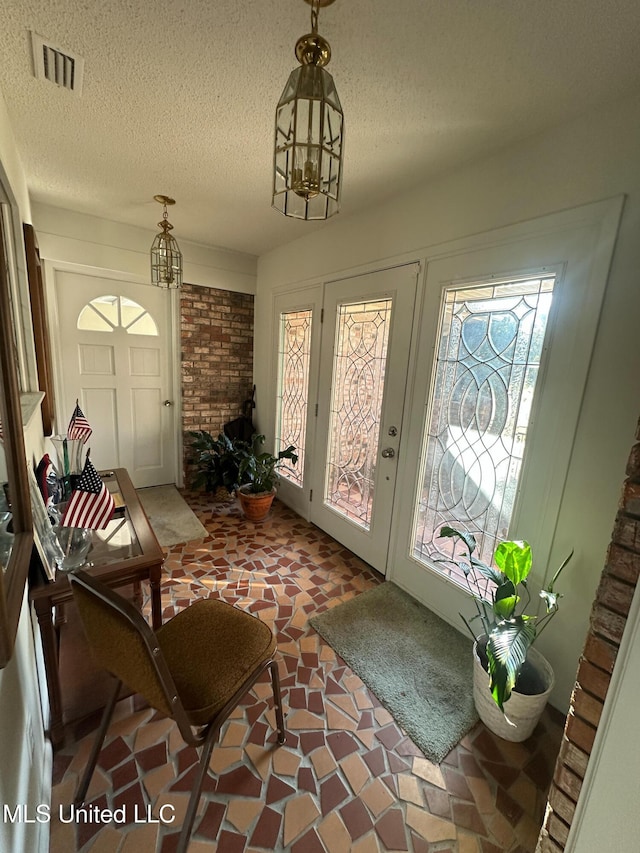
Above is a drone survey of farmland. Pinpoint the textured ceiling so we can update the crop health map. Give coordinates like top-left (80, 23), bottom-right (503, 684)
top-left (1, 0), bottom-right (640, 258)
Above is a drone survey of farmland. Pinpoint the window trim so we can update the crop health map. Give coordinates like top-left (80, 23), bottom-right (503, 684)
top-left (24, 224), bottom-right (56, 435)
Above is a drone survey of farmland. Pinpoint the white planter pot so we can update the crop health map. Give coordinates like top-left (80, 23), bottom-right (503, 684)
top-left (472, 639), bottom-right (555, 742)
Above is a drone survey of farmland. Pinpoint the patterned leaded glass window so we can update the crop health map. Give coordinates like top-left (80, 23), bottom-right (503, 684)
top-left (413, 274), bottom-right (555, 590)
top-left (324, 299), bottom-right (392, 530)
top-left (276, 310), bottom-right (313, 487)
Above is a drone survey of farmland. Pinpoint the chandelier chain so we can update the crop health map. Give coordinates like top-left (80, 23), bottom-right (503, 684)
top-left (310, 0), bottom-right (319, 33)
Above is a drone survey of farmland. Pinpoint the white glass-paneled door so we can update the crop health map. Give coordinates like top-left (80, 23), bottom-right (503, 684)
top-left (53, 272), bottom-right (177, 488)
top-left (307, 265), bottom-right (419, 572)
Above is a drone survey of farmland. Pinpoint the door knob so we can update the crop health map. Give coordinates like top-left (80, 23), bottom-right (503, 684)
top-left (163, 400), bottom-right (173, 407)
top-left (381, 447), bottom-right (395, 458)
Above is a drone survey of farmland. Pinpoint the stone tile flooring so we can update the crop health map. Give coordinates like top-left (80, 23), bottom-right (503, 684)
top-left (49, 494), bottom-right (564, 852)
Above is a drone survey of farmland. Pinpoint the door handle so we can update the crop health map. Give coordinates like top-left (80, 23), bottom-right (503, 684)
top-left (163, 400), bottom-right (173, 407)
top-left (381, 447), bottom-right (395, 458)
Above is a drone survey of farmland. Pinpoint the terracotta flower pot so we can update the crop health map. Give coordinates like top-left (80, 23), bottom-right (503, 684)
top-left (238, 487), bottom-right (276, 522)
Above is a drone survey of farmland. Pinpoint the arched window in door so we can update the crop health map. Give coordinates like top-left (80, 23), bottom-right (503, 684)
top-left (77, 295), bottom-right (159, 336)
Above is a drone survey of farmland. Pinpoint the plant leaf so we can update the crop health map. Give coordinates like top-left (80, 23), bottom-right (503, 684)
top-left (493, 580), bottom-right (519, 619)
top-left (539, 588), bottom-right (562, 614)
top-left (278, 445), bottom-right (299, 465)
top-left (494, 540), bottom-right (532, 586)
top-left (439, 526), bottom-right (477, 556)
top-left (470, 556), bottom-right (504, 587)
top-left (486, 617), bottom-right (537, 710)
top-left (433, 555), bottom-right (472, 576)
top-left (548, 549), bottom-right (574, 591)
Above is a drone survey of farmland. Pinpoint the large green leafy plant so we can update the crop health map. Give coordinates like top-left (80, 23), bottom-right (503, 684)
top-left (237, 434), bottom-right (298, 494)
top-left (438, 526), bottom-right (573, 710)
top-left (188, 431), bottom-right (246, 493)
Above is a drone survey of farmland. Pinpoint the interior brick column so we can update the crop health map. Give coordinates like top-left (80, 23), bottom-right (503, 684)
top-left (180, 283), bottom-right (254, 483)
top-left (537, 417), bottom-right (640, 851)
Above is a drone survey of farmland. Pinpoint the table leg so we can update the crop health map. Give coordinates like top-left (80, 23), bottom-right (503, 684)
top-left (132, 580), bottom-right (142, 610)
top-left (150, 564), bottom-right (163, 631)
top-left (36, 603), bottom-right (65, 748)
top-left (54, 601), bottom-right (67, 628)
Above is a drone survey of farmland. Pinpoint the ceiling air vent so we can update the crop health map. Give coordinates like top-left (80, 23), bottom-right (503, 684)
top-left (30, 32), bottom-right (84, 95)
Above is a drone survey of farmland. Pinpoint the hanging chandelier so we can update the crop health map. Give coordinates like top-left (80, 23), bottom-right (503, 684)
top-left (150, 195), bottom-right (183, 289)
top-left (272, 0), bottom-right (344, 221)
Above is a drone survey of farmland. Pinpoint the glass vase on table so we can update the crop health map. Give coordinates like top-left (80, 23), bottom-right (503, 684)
top-left (50, 503), bottom-right (92, 573)
top-left (49, 436), bottom-right (85, 500)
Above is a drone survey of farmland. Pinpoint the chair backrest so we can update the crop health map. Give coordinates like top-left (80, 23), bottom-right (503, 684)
top-left (69, 570), bottom-right (181, 722)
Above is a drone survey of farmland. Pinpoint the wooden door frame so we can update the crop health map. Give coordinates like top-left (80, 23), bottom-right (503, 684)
top-left (23, 224), bottom-right (55, 435)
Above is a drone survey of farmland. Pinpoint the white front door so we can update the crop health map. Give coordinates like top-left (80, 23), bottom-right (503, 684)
top-left (308, 265), bottom-right (418, 571)
top-left (54, 272), bottom-right (177, 487)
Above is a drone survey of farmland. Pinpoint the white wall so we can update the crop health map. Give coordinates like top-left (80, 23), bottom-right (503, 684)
top-left (32, 202), bottom-right (257, 294)
top-left (255, 88), bottom-right (640, 713)
top-left (0, 89), bottom-right (50, 853)
top-left (0, 595), bottom-right (50, 853)
top-left (0, 91), bottom-right (30, 218)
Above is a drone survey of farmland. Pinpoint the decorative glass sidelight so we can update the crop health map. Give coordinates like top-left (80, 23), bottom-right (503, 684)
top-left (413, 275), bottom-right (555, 587)
top-left (324, 299), bottom-right (393, 529)
top-left (276, 310), bottom-right (313, 487)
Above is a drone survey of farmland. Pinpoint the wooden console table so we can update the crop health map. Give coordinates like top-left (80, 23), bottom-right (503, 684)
top-left (29, 468), bottom-right (164, 748)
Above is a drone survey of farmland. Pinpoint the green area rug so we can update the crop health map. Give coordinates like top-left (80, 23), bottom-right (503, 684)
top-left (309, 582), bottom-right (478, 763)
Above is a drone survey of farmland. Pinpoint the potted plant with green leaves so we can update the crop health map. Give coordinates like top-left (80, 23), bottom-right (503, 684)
top-left (438, 526), bottom-right (573, 741)
top-left (236, 434), bottom-right (298, 522)
top-left (188, 431), bottom-right (245, 501)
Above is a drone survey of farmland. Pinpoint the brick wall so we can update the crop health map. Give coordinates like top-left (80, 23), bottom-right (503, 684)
top-left (180, 283), bottom-right (254, 484)
top-left (537, 418), bottom-right (640, 851)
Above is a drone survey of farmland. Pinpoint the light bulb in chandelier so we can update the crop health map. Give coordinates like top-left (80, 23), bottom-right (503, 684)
top-left (292, 150), bottom-right (321, 199)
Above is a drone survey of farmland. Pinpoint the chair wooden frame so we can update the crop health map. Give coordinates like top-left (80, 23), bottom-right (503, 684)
top-left (68, 570), bottom-right (286, 852)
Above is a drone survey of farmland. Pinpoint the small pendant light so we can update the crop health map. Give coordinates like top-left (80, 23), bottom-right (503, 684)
top-left (150, 195), bottom-right (183, 289)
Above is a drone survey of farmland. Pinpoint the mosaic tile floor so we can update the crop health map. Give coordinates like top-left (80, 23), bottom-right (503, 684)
top-left (49, 494), bottom-right (565, 853)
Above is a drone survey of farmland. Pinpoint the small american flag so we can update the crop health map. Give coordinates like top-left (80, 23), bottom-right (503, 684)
top-left (68, 400), bottom-right (92, 443)
top-left (62, 455), bottom-right (115, 530)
